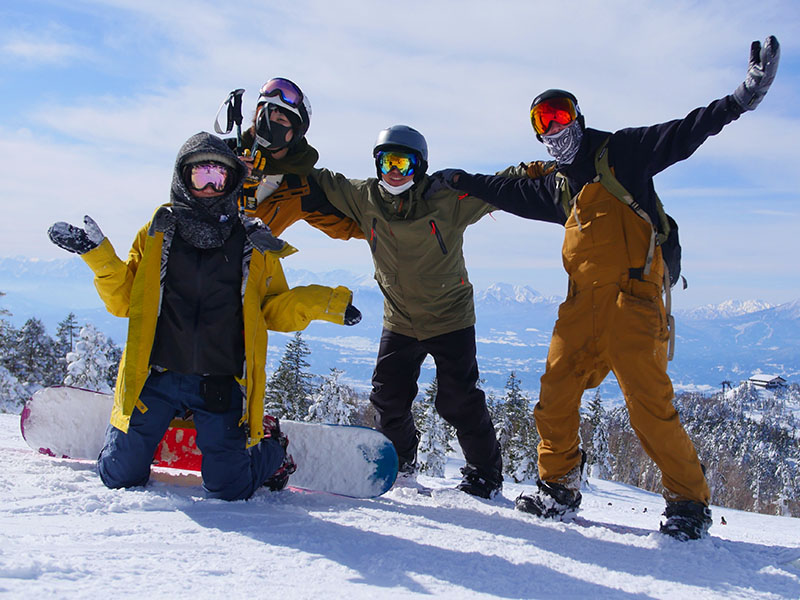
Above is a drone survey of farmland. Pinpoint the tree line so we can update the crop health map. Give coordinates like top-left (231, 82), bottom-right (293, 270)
top-left (1, 299), bottom-right (797, 517)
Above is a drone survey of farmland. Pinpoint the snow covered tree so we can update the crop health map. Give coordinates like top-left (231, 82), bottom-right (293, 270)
top-left (416, 378), bottom-right (451, 477)
top-left (498, 372), bottom-right (539, 483)
top-left (64, 323), bottom-right (115, 393)
top-left (265, 332), bottom-right (315, 419)
top-left (104, 341), bottom-right (123, 389)
top-left (0, 363), bottom-right (28, 413)
top-left (0, 299), bottom-right (18, 372)
top-left (307, 368), bottom-right (356, 424)
top-left (54, 313), bottom-right (81, 383)
top-left (8, 318), bottom-right (60, 392)
top-left (582, 390), bottom-right (614, 480)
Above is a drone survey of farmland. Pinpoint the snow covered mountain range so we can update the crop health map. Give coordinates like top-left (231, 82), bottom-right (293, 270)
top-left (1, 256), bottom-right (798, 399)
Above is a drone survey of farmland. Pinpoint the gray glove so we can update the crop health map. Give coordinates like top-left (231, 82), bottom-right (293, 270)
top-left (733, 35), bottom-right (780, 111)
top-left (47, 216), bottom-right (105, 255)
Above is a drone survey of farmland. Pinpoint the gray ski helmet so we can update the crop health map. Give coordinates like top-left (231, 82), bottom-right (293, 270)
top-left (373, 125), bottom-right (428, 160)
top-left (373, 125), bottom-right (429, 180)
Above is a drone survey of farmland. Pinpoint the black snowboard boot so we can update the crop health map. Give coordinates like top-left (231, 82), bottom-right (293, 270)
top-left (516, 451), bottom-right (585, 519)
top-left (262, 415), bottom-right (297, 492)
top-left (659, 500), bottom-right (712, 541)
top-left (515, 478), bottom-right (582, 519)
top-left (456, 464), bottom-right (503, 499)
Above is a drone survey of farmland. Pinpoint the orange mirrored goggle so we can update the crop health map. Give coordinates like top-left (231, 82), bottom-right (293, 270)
top-left (530, 97), bottom-right (578, 135)
top-left (376, 151), bottom-right (418, 176)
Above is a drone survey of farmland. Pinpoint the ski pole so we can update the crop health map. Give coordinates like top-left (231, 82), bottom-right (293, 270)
top-left (213, 88), bottom-right (246, 154)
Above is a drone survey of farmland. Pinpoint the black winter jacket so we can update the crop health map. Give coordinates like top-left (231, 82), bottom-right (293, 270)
top-left (454, 95), bottom-right (745, 226)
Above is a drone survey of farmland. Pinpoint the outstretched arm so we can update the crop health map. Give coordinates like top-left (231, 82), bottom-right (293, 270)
top-left (433, 170), bottom-right (567, 225)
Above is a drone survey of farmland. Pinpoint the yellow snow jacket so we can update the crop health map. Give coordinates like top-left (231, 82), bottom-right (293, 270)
top-left (81, 206), bottom-right (352, 447)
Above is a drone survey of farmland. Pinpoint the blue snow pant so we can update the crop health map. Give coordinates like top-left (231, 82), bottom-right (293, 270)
top-left (97, 370), bottom-right (284, 501)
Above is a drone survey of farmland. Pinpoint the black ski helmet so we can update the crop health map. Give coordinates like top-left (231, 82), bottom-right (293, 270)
top-left (530, 89), bottom-right (584, 140)
top-left (254, 77), bottom-right (312, 151)
top-left (373, 125), bottom-right (429, 181)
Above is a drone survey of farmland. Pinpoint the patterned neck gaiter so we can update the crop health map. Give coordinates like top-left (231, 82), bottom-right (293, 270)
top-left (541, 119), bottom-right (583, 165)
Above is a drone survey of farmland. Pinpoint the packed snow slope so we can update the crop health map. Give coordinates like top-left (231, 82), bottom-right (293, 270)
top-left (1, 414), bottom-right (798, 600)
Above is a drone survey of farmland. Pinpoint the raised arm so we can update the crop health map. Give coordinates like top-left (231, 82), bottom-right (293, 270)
top-left (434, 170), bottom-right (567, 225)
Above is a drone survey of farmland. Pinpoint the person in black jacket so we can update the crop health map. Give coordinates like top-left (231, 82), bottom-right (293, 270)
top-left (432, 36), bottom-right (779, 540)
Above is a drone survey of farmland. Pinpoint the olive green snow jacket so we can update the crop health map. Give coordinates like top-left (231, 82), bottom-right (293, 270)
top-left (311, 169), bottom-right (493, 340)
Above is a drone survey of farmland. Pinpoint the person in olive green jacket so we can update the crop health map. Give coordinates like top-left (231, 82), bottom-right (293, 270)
top-left (311, 125), bottom-right (503, 499)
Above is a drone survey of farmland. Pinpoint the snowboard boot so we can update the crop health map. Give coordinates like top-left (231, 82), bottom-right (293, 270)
top-left (456, 464), bottom-right (503, 499)
top-left (515, 451), bottom-right (585, 519)
top-left (262, 415), bottom-right (297, 492)
top-left (515, 478), bottom-right (582, 519)
top-left (392, 455), bottom-right (421, 490)
top-left (392, 434), bottom-right (421, 489)
top-left (659, 500), bottom-right (712, 541)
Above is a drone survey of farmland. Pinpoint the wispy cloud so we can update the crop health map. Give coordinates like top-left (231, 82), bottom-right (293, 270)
top-left (2, 30), bottom-right (89, 66)
top-left (1, 0), bottom-right (798, 306)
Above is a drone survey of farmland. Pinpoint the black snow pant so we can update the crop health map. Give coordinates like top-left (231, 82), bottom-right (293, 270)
top-left (369, 326), bottom-right (501, 475)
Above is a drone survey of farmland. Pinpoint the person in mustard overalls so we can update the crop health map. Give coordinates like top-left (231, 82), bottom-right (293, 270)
top-left (430, 36), bottom-right (780, 540)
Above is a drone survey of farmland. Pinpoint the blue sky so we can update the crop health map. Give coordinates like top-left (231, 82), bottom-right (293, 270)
top-left (1, 0), bottom-right (798, 307)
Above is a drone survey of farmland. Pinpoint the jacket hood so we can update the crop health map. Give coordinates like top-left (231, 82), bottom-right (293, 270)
top-left (171, 132), bottom-right (246, 213)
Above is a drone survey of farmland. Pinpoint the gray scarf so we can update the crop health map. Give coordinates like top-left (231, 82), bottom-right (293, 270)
top-left (170, 132), bottom-right (245, 249)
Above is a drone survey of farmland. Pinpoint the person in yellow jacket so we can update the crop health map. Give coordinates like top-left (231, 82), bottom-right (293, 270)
top-left (232, 77), bottom-right (363, 241)
top-left (47, 132), bottom-right (360, 501)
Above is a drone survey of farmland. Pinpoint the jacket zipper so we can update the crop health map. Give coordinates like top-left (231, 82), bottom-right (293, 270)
top-left (266, 206), bottom-right (279, 228)
top-left (430, 220), bottom-right (448, 254)
top-left (370, 218), bottom-right (378, 253)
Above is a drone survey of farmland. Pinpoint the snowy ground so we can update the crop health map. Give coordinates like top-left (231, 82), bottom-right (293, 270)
top-left (1, 414), bottom-right (799, 599)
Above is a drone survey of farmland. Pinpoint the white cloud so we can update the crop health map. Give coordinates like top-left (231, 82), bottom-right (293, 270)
top-left (1, 0), bottom-right (799, 307)
top-left (3, 39), bottom-right (85, 64)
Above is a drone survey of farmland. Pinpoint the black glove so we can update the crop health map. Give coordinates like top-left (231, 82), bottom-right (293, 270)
top-left (424, 169), bottom-right (466, 200)
top-left (47, 215), bottom-right (105, 255)
top-left (344, 303), bottom-right (362, 326)
top-left (733, 35), bottom-right (780, 111)
top-left (241, 214), bottom-right (284, 252)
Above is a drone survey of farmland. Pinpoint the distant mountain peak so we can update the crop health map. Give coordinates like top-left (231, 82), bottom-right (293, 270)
top-left (476, 283), bottom-right (556, 305)
top-left (678, 299), bottom-right (774, 320)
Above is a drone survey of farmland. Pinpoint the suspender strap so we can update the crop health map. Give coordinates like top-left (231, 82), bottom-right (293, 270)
top-left (663, 263), bottom-right (676, 361)
top-left (594, 140), bottom-right (657, 276)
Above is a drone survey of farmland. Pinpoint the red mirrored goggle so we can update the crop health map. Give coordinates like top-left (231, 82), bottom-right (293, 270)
top-left (530, 97), bottom-right (579, 135)
top-left (258, 77), bottom-right (304, 109)
top-left (185, 162), bottom-right (230, 192)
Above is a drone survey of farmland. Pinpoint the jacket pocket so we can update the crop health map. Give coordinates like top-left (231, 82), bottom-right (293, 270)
top-left (429, 220), bottom-right (448, 254)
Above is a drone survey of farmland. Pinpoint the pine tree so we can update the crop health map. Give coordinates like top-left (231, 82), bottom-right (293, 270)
top-left (265, 332), bottom-right (314, 419)
top-left (9, 318), bottom-right (60, 391)
top-left (584, 390), bottom-right (613, 480)
top-left (0, 363), bottom-right (28, 413)
top-left (64, 324), bottom-right (114, 393)
top-left (54, 313), bottom-right (81, 384)
top-left (0, 296), bottom-right (18, 372)
top-left (307, 368), bottom-right (356, 424)
top-left (499, 372), bottom-right (539, 483)
top-left (104, 341), bottom-right (123, 389)
top-left (416, 378), bottom-right (451, 477)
